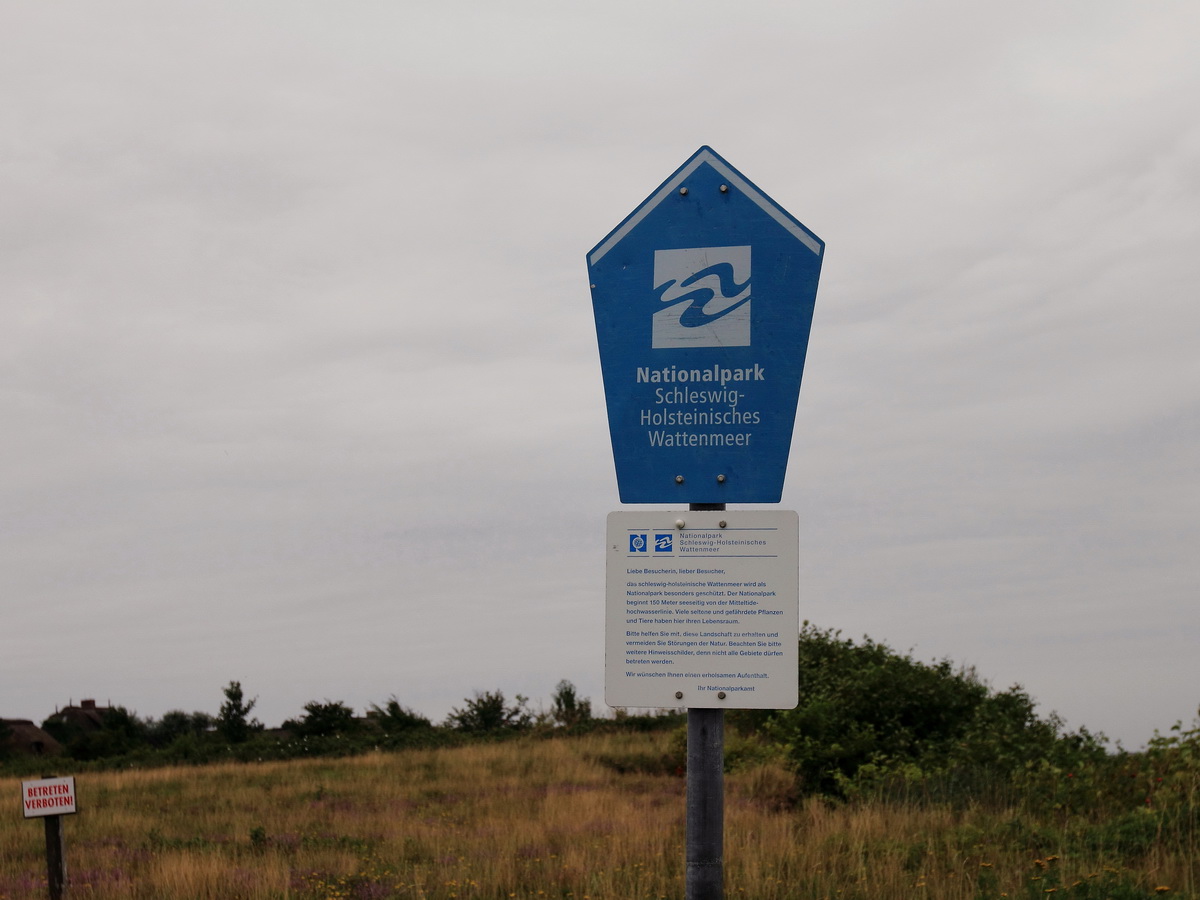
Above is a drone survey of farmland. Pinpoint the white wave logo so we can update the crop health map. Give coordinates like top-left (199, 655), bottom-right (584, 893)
top-left (652, 246), bottom-right (751, 349)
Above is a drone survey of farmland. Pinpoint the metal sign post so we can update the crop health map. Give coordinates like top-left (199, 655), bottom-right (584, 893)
top-left (687, 706), bottom-right (724, 899)
top-left (588, 146), bottom-right (822, 900)
top-left (686, 499), bottom-right (725, 900)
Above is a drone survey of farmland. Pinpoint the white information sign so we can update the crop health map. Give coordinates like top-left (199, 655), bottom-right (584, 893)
top-left (606, 510), bottom-right (798, 710)
top-left (21, 777), bottom-right (77, 818)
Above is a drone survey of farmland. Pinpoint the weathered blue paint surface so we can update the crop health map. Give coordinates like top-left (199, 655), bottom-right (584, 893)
top-left (588, 146), bottom-right (823, 503)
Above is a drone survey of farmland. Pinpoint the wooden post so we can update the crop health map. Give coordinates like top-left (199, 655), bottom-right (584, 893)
top-left (43, 813), bottom-right (67, 900)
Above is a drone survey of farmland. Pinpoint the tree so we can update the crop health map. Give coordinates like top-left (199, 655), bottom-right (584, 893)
top-left (287, 700), bottom-right (357, 738)
top-left (217, 681), bottom-right (260, 744)
top-left (368, 697), bottom-right (432, 735)
top-left (60, 706), bottom-right (150, 761)
top-left (550, 680), bottom-right (593, 728)
top-left (445, 690), bottom-right (532, 733)
top-left (148, 710), bottom-right (213, 748)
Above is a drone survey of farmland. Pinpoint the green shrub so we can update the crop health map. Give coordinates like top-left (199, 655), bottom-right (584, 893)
top-left (550, 679), bottom-right (593, 728)
top-left (284, 700), bottom-right (359, 738)
top-left (368, 697), bottom-right (433, 735)
top-left (445, 690), bottom-right (533, 733)
top-left (759, 624), bottom-right (1106, 799)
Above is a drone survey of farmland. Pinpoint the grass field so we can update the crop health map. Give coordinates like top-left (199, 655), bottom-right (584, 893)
top-left (1, 731), bottom-right (1193, 899)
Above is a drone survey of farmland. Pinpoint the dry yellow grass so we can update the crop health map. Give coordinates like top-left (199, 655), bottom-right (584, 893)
top-left (0, 734), bottom-right (1186, 899)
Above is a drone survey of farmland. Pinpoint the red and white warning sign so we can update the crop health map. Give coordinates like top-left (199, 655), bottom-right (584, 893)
top-left (21, 777), bottom-right (77, 818)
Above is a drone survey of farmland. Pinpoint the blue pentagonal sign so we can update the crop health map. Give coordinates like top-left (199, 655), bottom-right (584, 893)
top-left (587, 146), bottom-right (823, 504)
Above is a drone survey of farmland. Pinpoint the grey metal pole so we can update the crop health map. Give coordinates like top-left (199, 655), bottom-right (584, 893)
top-left (686, 502), bottom-right (725, 900)
top-left (686, 707), bottom-right (724, 899)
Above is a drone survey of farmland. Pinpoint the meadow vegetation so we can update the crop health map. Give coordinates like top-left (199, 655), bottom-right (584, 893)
top-left (1, 627), bottom-right (1196, 898)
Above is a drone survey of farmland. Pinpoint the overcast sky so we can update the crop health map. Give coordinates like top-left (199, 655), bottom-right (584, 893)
top-left (2, 2), bottom-right (1197, 749)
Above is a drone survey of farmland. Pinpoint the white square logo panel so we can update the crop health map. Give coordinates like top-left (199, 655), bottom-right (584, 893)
top-left (652, 246), bottom-right (751, 349)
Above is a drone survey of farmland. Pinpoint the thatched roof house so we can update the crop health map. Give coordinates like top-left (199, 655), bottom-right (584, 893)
top-left (43, 698), bottom-right (112, 732)
top-left (0, 718), bottom-right (62, 757)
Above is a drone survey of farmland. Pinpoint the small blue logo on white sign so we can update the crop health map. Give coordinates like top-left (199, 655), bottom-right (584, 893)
top-left (629, 534), bottom-right (647, 553)
top-left (653, 246), bottom-right (751, 349)
top-left (654, 533), bottom-right (674, 553)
